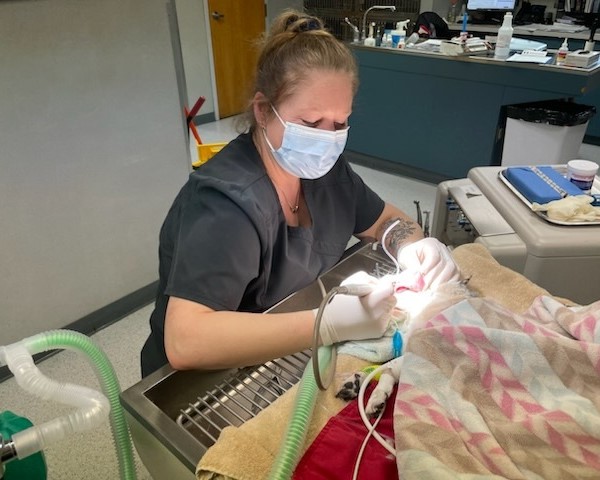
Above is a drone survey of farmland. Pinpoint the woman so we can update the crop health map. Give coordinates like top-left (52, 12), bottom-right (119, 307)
top-left (141, 10), bottom-right (458, 377)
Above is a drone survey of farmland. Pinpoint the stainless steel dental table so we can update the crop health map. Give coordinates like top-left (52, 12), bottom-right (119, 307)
top-left (120, 242), bottom-right (394, 479)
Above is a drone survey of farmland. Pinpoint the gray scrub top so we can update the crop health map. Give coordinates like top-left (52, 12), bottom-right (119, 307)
top-left (141, 132), bottom-right (384, 376)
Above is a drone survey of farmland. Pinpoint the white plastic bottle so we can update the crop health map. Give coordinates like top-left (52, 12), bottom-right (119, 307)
top-left (364, 22), bottom-right (376, 47)
top-left (391, 20), bottom-right (409, 49)
top-left (556, 38), bottom-right (569, 65)
top-left (381, 33), bottom-right (392, 48)
top-left (494, 12), bottom-right (514, 60)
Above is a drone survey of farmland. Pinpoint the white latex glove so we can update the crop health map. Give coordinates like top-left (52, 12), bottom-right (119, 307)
top-left (397, 237), bottom-right (460, 290)
top-left (316, 271), bottom-right (396, 346)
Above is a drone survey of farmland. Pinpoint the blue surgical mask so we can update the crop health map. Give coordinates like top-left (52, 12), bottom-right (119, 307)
top-left (263, 106), bottom-right (349, 179)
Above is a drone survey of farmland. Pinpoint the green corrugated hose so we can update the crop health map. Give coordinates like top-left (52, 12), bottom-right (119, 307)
top-left (23, 330), bottom-right (137, 480)
top-left (267, 345), bottom-right (332, 480)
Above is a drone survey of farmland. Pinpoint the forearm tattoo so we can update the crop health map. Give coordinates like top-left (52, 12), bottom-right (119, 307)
top-left (378, 217), bottom-right (417, 255)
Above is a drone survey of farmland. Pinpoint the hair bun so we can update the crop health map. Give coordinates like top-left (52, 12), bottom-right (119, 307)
top-left (285, 15), bottom-right (322, 33)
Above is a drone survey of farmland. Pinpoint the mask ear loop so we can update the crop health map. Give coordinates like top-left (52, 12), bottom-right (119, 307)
top-left (262, 104), bottom-right (286, 154)
top-left (261, 105), bottom-right (281, 153)
top-left (270, 103), bottom-right (286, 127)
top-left (262, 127), bottom-right (277, 153)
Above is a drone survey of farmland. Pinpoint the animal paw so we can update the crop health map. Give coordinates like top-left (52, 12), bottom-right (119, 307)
top-left (335, 372), bottom-right (366, 401)
top-left (365, 388), bottom-right (389, 417)
top-left (364, 368), bottom-right (397, 417)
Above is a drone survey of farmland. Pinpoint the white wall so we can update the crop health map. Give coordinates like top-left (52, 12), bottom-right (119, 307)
top-left (0, 0), bottom-right (306, 346)
top-left (420, 0), bottom-right (453, 18)
top-left (0, 0), bottom-right (190, 345)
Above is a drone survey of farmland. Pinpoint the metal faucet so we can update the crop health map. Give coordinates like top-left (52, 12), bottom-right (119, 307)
top-left (344, 17), bottom-right (360, 43)
top-left (362, 5), bottom-right (396, 42)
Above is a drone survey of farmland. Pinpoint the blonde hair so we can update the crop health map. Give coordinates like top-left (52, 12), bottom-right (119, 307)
top-left (239, 9), bottom-right (358, 132)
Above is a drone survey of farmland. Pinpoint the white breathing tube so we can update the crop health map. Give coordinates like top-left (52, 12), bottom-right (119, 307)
top-left (0, 342), bottom-right (109, 460)
top-left (350, 360), bottom-right (402, 479)
top-left (352, 225), bottom-right (405, 475)
top-left (351, 227), bottom-right (402, 465)
top-left (381, 219), bottom-right (401, 277)
top-left (356, 360), bottom-right (400, 458)
top-left (315, 235), bottom-right (404, 476)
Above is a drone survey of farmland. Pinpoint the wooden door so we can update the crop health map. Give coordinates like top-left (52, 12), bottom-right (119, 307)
top-left (208, 0), bottom-right (265, 118)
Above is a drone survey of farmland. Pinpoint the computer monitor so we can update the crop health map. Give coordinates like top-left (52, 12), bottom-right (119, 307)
top-left (467, 0), bottom-right (517, 23)
top-left (467, 0), bottom-right (516, 11)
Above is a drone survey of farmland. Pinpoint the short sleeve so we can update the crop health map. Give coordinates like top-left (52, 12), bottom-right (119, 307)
top-left (165, 188), bottom-right (261, 311)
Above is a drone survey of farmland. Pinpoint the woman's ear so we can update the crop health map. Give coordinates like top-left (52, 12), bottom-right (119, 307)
top-left (252, 92), bottom-right (269, 128)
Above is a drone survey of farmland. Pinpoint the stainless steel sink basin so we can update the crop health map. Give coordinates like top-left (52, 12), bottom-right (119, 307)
top-left (120, 242), bottom-right (394, 479)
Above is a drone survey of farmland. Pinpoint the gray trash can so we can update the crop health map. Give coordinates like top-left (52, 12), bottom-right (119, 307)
top-left (501, 100), bottom-right (596, 166)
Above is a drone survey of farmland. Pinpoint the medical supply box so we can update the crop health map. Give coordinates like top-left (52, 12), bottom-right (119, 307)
top-left (564, 49), bottom-right (600, 68)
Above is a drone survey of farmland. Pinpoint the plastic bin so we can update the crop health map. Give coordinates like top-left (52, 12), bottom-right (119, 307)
top-left (501, 100), bottom-right (596, 166)
top-left (192, 142), bottom-right (227, 169)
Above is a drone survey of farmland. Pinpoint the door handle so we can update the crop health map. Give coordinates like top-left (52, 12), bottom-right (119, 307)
top-left (212, 11), bottom-right (224, 20)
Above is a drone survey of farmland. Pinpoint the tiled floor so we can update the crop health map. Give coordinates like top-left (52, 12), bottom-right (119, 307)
top-left (1, 115), bottom-right (598, 479)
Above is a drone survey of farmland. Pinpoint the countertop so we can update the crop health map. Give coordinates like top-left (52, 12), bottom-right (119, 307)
top-left (448, 21), bottom-right (600, 41)
top-left (351, 42), bottom-right (600, 79)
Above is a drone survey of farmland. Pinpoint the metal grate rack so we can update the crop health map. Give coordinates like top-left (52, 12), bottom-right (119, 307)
top-left (304, 0), bottom-right (421, 41)
top-left (176, 350), bottom-right (312, 447)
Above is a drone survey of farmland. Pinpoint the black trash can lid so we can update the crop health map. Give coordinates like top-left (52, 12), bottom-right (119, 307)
top-left (507, 100), bottom-right (596, 127)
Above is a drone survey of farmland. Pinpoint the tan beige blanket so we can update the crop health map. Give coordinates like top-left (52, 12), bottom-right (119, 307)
top-left (196, 243), bottom-right (566, 480)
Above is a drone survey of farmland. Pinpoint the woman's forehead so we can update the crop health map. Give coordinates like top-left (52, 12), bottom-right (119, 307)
top-left (280, 70), bottom-right (353, 115)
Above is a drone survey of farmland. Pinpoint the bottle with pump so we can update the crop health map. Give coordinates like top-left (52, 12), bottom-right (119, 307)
top-left (364, 22), bottom-right (376, 47)
top-left (556, 38), bottom-right (569, 65)
top-left (494, 12), bottom-right (513, 60)
top-left (391, 20), bottom-right (409, 48)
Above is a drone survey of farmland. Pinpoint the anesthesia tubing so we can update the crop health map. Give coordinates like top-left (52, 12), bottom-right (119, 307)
top-left (269, 282), bottom-right (372, 479)
top-left (267, 346), bottom-right (332, 480)
top-left (0, 329), bottom-right (137, 480)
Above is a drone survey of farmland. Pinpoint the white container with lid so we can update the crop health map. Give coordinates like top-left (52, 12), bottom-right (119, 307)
top-left (567, 159), bottom-right (599, 193)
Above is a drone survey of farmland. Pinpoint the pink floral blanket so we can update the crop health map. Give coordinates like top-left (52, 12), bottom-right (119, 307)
top-left (394, 295), bottom-right (600, 479)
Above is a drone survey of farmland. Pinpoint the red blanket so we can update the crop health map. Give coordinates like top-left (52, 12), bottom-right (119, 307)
top-left (293, 384), bottom-right (398, 480)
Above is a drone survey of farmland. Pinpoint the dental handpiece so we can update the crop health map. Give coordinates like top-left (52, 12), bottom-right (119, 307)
top-left (313, 282), bottom-right (375, 391)
top-left (336, 283), bottom-right (374, 296)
